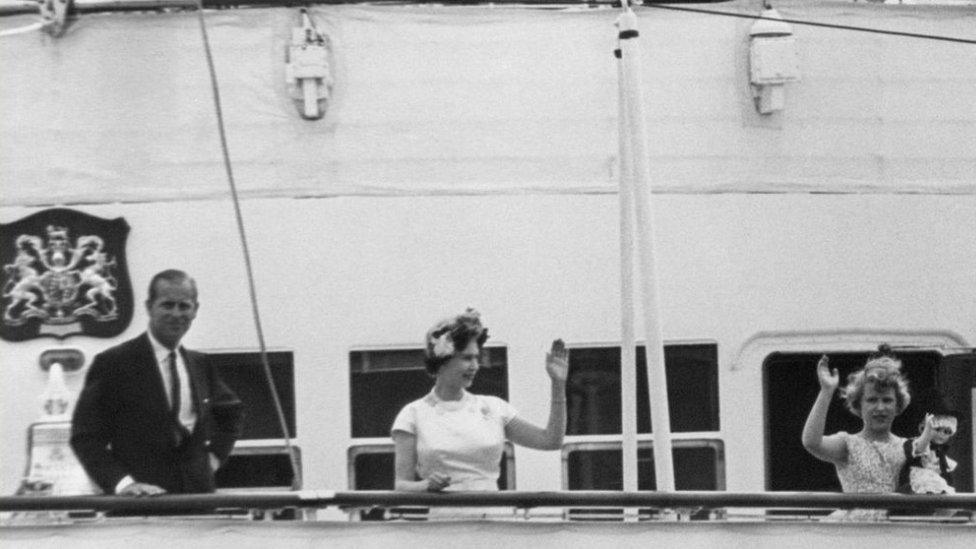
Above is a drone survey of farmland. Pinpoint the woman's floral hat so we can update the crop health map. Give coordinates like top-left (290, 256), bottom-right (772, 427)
top-left (424, 308), bottom-right (487, 361)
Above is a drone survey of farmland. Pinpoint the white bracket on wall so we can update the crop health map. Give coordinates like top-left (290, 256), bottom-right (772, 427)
top-left (748, 7), bottom-right (801, 115)
top-left (285, 8), bottom-right (334, 121)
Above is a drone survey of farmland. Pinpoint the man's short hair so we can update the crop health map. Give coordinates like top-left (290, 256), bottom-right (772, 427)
top-left (147, 269), bottom-right (197, 303)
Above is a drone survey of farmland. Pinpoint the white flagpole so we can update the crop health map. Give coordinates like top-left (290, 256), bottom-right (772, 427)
top-left (616, 13), bottom-right (639, 499)
top-left (617, 5), bottom-right (675, 493)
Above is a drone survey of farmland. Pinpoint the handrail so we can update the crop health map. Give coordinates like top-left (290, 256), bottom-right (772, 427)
top-left (2, 491), bottom-right (976, 513)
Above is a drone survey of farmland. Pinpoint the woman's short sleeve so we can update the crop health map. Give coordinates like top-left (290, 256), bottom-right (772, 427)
top-left (485, 396), bottom-right (518, 425)
top-left (391, 402), bottom-right (416, 436)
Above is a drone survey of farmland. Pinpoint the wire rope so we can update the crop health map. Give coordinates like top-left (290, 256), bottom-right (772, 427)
top-left (193, 0), bottom-right (302, 488)
top-left (642, 2), bottom-right (976, 46)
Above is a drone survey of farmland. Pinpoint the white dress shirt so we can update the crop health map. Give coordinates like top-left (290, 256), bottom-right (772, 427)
top-left (147, 332), bottom-right (198, 432)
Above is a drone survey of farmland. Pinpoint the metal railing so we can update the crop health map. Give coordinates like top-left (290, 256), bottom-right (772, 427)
top-left (1, 490), bottom-right (975, 515)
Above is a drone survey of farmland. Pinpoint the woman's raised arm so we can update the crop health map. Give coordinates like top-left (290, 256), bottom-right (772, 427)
top-left (506, 339), bottom-right (567, 450)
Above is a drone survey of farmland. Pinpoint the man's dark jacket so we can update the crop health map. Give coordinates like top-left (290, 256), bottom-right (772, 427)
top-left (70, 333), bottom-right (244, 494)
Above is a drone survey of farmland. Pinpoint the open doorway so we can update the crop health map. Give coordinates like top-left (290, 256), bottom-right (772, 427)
top-left (763, 350), bottom-right (946, 492)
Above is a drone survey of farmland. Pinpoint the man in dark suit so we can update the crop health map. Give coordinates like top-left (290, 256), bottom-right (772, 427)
top-left (71, 269), bottom-right (243, 495)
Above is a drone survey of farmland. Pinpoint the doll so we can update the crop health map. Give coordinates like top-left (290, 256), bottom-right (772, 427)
top-left (897, 388), bottom-right (961, 495)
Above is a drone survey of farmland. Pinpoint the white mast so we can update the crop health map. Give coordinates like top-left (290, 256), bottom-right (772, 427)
top-left (616, 4), bottom-right (675, 494)
top-left (616, 9), bottom-right (639, 498)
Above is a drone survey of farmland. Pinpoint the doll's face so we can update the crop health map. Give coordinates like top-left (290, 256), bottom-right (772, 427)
top-left (929, 415), bottom-right (958, 445)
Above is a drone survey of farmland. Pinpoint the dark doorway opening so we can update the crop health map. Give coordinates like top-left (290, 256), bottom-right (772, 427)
top-left (764, 350), bottom-right (944, 492)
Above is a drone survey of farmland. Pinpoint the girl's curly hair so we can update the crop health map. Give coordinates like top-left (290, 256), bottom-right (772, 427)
top-left (839, 344), bottom-right (911, 416)
top-left (423, 308), bottom-right (489, 375)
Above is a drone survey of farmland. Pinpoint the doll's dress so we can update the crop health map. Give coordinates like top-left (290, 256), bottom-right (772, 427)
top-left (909, 444), bottom-right (957, 494)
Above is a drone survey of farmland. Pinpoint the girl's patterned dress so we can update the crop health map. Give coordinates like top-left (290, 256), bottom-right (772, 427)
top-left (829, 432), bottom-right (906, 521)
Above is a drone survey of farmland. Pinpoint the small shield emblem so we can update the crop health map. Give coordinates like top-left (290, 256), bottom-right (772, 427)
top-left (1, 208), bottom-right (134, 341)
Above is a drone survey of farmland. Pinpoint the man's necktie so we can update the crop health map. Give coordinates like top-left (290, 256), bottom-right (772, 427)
top-left (167, 351), bottom-right (180, 413)
top-left (167, 351), bottom-right (186, 445)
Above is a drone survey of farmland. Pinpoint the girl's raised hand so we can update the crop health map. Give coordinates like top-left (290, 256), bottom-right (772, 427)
top-left (816, 355), bottom-right (839, 392)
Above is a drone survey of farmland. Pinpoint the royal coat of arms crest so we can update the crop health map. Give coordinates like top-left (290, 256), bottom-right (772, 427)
top-left (1, 208), bottom-right (133, 341)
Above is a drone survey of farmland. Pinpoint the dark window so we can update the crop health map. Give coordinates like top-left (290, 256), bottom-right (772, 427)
top-left (764, 350), bottom-right (943, 492)
top-left (352, 449), bottom-right (396, 491)
top-left (565, 441), bottom-right (724, 491)
top-left (210, 351), bottom-right (295, 440)
top-left (566, 344), bottom-right (719, 435)
top-left (349, 346), bottom-right (508, 438)
top-left (938, 352), bottom-right (975, 492)
top-left (215, 446), bottom-right (300, 489)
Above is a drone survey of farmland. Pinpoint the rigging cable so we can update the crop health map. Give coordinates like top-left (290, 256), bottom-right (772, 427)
top-left (639, 2), bottom-right (976, 46)
top-left (193, 0), bottom-right (302, 487)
